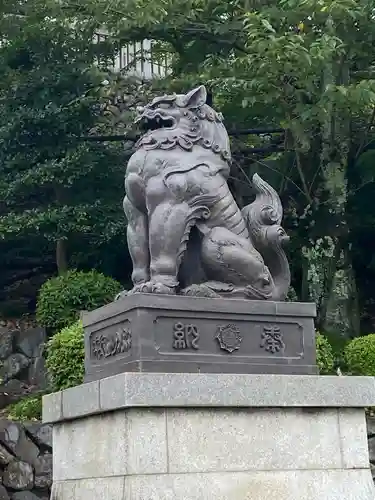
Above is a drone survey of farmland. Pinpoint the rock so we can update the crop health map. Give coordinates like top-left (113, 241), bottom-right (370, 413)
top-left (369, 435), bottom-right (375, 463)
top-left (27, 357), bottom-right (47, 391)
top-left (15, 435), bottom-right (39, 466)
top-left (24, 424), bottom-right (52, 450)
top-left (0, 442), bottom-right (15, 465)
top-left (0, 380), bottom-right (31, 409)
top-left (36, 425), bottom-right (52, 450)
top-left (0, 485), bottom-right (10, 500)
top-left (11, 493), bottom-right (40, 500)
top-left (16, 328), bottom-right (46, 359)
top-left (3, 354), bottom-right (30, 381)
top-left (0, 422), bottom-right (39, 465)
top-left (0, 329), bottom-right (15, 361)
top-left (3, 460), bottom-right (34, 490)
top-left (34, 453), bottom-right (52, 489)
top-left (367, 416), bottom-right (375, 437)
top-left (0, 421), bottom-right (21, 453)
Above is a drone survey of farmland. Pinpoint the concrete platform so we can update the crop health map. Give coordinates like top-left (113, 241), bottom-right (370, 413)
top-left (44, 373), bottom-right (375, 500)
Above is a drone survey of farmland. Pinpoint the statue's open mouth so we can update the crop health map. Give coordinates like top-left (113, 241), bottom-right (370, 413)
top-left (136, 112), bottom-right (176, 131)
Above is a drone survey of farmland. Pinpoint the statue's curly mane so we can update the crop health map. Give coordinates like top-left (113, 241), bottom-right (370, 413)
top-left (135, 88), bottom-right (232, 166)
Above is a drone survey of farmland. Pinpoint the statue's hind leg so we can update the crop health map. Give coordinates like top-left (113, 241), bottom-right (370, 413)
top-left (197, 227), bottom-right (273, 298)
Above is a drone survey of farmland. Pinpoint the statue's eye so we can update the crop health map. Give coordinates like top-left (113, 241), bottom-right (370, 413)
top-left (157, 102), bottom-right (170, 110)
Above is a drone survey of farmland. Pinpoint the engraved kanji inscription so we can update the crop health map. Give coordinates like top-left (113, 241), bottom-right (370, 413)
top-left (91, 327), bottom-right (132, 360)
top-left (260, 325), bottom-right (285, 354)
top-left (173, 322), bottom-right (200, 350)
top-left (216, 324), bottom-right (242, 353)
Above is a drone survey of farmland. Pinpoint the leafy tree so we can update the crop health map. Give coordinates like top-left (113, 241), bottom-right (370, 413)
top-left (0, 0), bottom-right (127, 277)
top-left (82, 0), bottom-right (375, 333)
top-left (2, 0), bottom-right (375, 335)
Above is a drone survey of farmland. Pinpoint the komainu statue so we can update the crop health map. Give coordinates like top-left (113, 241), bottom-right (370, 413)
top-left (117, 85), bottom-right (290, 301)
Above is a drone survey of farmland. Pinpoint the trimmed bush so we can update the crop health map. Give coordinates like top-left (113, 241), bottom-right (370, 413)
top-left (286, 286), bottom-right (298, 302)
top-left (36, 269), bottom-right (122, 332)
top-left (6, 395), bottom-right (42, 421)
top-left (45, 320), bottom-right (84, 391)
top-left (316, 333), bottom-right (335, 374)
top-left (344, 334), bottom-right (375, 376)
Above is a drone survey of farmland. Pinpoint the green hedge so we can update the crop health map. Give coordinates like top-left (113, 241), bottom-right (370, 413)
top-left (6, 395), bottom-right (43, 421)
top-left (36, 269), bottom-right (122, 332)
top-left (45, 320), bottom-right (84, 392)
top-left (344, 334), bottom-right (375, 376)
top-left (316, 333), bottom-right (335, 374)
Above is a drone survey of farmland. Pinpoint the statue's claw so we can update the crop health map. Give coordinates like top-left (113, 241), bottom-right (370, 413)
top-left (116, 281), bottom-right (176, 298)
top-left (181, 284), bottom-right (221, 298)
top-left (133, 282), bottom-right (152, 294)
top-left (115, 282), bottom-right (149, 300)
top-left (149, 281), bottom-right (176, 295)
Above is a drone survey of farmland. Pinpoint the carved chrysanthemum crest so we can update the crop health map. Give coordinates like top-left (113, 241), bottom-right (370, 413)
top-left (216, 324), bottom-right (242, 353)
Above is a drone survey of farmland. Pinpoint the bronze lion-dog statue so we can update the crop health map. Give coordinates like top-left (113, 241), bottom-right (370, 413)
top-left (116, 85), bottom-right (290, 301)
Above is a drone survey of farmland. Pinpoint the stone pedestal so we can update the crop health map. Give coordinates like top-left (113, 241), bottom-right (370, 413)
top-left (44, 373), bottom-right (375, 500)
top-left (83, 295), bottom-right (317, 381)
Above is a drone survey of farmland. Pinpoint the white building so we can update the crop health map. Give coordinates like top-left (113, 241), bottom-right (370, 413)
top-left (94, 33), bottom-right (170, 79)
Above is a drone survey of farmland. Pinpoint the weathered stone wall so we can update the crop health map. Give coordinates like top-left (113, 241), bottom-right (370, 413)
top-left (0, 323), bottom-right (47, 409)
top-left (0, 419), bottom-right (52, 499)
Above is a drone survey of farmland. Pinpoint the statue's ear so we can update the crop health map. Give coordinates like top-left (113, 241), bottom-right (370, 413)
top-left (184, 85), bottom-right (207, 108)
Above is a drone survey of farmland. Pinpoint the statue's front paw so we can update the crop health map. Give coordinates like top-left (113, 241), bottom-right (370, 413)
top-left (115, 282), bottom-right (150, 299)
top-left (129, 282), bottom-right (152, 294)
top-left (116, 280), bottom-right (177, 298)
top-left (138, 283), bottom-right (150, 293)
top-left (150, 282), bottom-right (176, 295)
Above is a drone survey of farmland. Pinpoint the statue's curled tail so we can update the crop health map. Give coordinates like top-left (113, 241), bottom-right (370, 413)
top-left (242, 174), bottom-right (291, 301)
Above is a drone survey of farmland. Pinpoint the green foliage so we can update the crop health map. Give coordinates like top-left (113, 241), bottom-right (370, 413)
top-left (36, 269), bottom-right (122, 332)
top-left (0, 0), bottom-right (129, 280)
top-left (45, 320), bottom-right (84, 391)
top-left (316, 333), bottom-right (335, 374)
top-left (344, 334), bottom-right (375, 376)
top-left (321, 330), bottom-right (349, 357)
top-left (6, 395), bottom-right (43, 421)
top-left (286, 286), bottom-right (298, 302)
top-left (87, 0), bottom-right (375, 331)
top-left (0, 0), bottom-right (375, 333)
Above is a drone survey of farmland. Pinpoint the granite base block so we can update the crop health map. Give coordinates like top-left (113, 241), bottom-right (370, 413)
top-left (42, 373), bottom-right (375, 424)
top-left (82, 294), bottom-right (317, 381)
top-left (51, 470), bottom-right (375, 500)
top-left (45, 374), bottom-right (375, 500)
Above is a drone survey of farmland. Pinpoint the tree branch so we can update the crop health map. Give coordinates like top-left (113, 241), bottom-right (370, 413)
top-left (294, 151), bottom-right (313, 204)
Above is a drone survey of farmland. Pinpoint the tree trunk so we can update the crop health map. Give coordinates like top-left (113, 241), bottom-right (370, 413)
top-left (312, 16), bottom-right (350, 329)
top-left (54, 184), bottom-right (69, 275)
top-left (322, 248), bottom-right (360, 337)
top-left (56, 239), bottom-right (68, 275)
